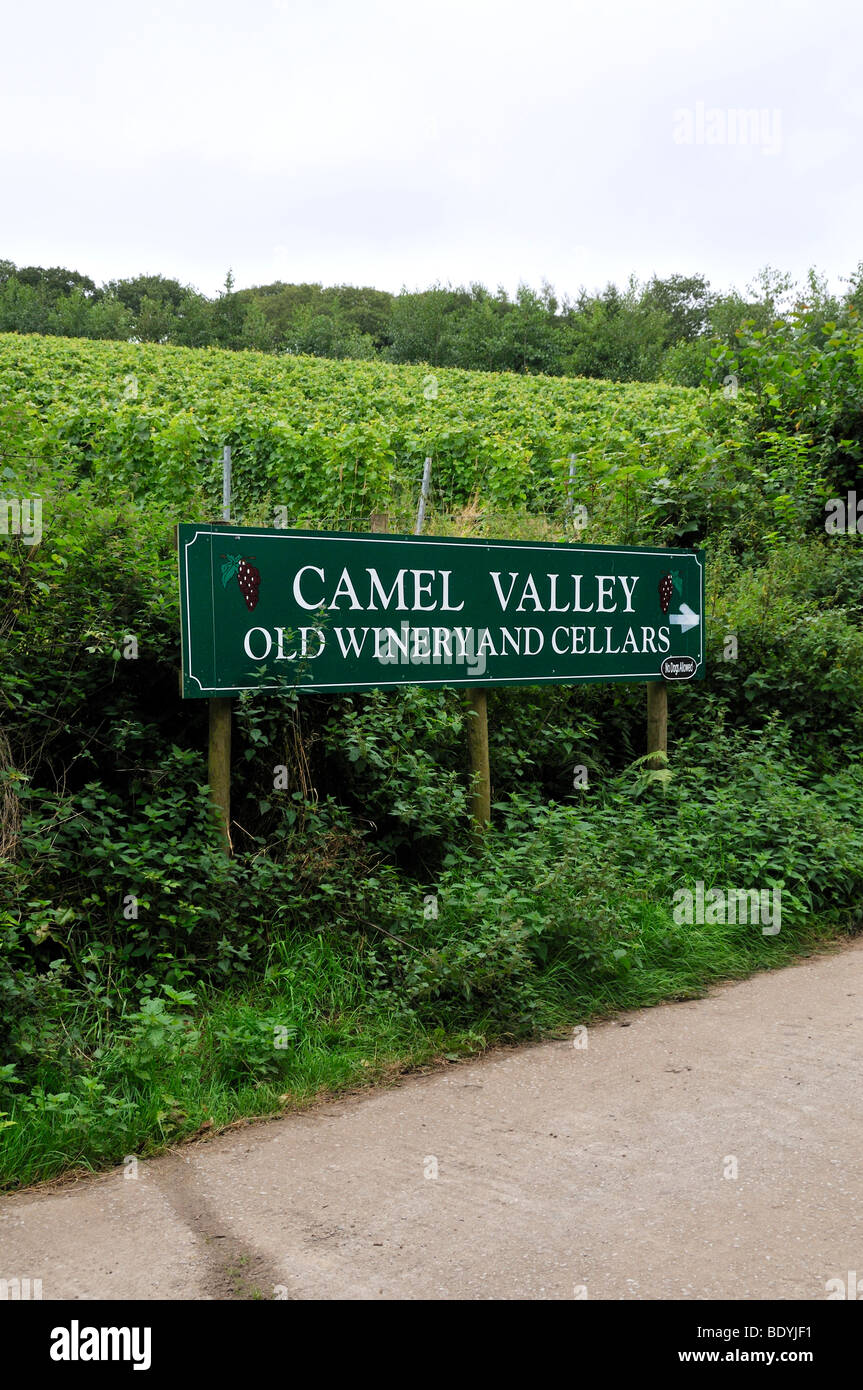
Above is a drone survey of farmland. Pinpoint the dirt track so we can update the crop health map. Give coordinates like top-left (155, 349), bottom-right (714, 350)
top-left (3, 941), bottom-right (862, 1300)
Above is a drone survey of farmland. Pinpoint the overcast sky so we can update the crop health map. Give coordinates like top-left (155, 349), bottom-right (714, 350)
top-left (3, 0), bottom-right (861, 300)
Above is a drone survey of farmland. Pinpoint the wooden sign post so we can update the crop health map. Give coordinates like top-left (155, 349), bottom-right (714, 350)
top-left (466, 687), bottom-right (491, 835)
top-left (208, 696), bottom-right (232, 853)
top-left (646, 680), bottom-right (668, 769)
top-left (208, 445), bottom-right (233, 854)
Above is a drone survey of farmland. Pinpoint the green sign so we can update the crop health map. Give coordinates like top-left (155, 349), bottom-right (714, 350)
top-left (177, 524), bottom-right (705, 698)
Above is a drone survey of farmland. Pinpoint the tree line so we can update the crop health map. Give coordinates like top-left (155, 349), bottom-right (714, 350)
top-left (1, 258), bottom-right (861, 386)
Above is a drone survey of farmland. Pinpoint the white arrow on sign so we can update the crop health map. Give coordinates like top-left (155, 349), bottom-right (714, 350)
top-left (670, 603), bottom-right (700, 632)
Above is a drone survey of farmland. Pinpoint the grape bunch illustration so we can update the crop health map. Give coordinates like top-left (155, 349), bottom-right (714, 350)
top-left (220, 554), bottom-right (261, 611)
top-left (658, 570), bottom-right (682, 614)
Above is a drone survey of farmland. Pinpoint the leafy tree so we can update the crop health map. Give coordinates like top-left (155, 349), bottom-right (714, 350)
top-left (106, 273), bottom-right (188, 315)
top-left (560, 279), bottom-right (668, 381)
top-left (50, 288), bottom-right (97, 337)
top-left (322, 284), bottom-right (393, 348)
top-left (0, 278), bottom-right (51, 334)
top-left (241, 299), bottom-right (277, 352)
top-left (497, 284), bottom-right (561, 373)
top-left (16, 264), bottom-right (97, 300)
top-left (387, 286), bottom-right (468, 365)
top-left (135, 294), bottom-right (177, 343)
top-left (86, 296), bottom-right (133, 341)
top-left (212, 268), bottom-right (244, 348)
top-left (450, 286), bottom-right (509, 370)
top-left (172, 291), bottom-right (216, 348)
top-left (641, 274), bottom-right (714, 341)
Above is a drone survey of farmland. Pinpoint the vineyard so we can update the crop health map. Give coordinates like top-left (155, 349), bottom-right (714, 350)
top-left (1, 331), bottom-right (862, 1188)
top-left (0, 332), bottom-right (756, 538)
